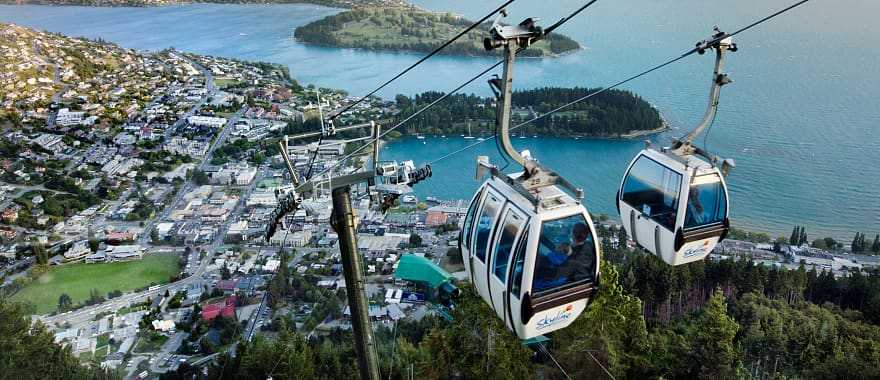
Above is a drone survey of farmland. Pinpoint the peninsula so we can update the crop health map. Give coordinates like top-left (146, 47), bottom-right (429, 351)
top-left (294, 7), bottom-right (581, 58)
top-left (391, 87), bottom-right (665, 138)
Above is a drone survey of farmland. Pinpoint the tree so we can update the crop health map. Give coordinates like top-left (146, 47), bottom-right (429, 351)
top-left (823, 237), bottom-right (839, 251)
top-left (446, 247), bottom-right (462, 264)
top-left (872, 234), bottom-right (880, 253)
top-left (199, 336), bottom-right (216, 354)
top-left (789, 226), bottom-right (800, 246)
top-left (33, 244), bottom-right (48, 265)
top-left (0, 298), bottom-right (112, 379)
top-left (409, 233), bottom-right (422, 248)
top-left (234, 325), bottom-right (316, 379)
top-left (852, 232), bottom-right (864, 253)
top-left (419, 287), bottom-right (534, 378)
top-left (86, 289), bottom-right (105, 306)
top-left (88, 238), bottom-right (100, 252)
top-left (686, 289), bottom-right (740, 378)
top-left (774, 236), bottom-right (788, 252)
top-left (268, 252), bottom-right (291, 308)
top-left (251, 151), bottom-right (266, 165)
top-left (192, 170), bottom-right (210, 186)
top-left (552, 262), bottom-right (649, 379)
top-left (58, 293), bottom-right (72, 311)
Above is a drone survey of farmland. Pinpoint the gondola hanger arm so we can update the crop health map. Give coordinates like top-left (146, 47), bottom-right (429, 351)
top-left (673, 27), bottom-right (737, 155)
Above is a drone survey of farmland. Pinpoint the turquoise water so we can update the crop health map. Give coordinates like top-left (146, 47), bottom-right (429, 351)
top-left (1, 0), bottom-right (878, 239)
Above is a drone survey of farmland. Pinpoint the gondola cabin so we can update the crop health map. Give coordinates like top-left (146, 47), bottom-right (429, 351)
top-left (617, 148), bottom-right (730, 266)
top-left (460, 174), bottom-right (600, 340)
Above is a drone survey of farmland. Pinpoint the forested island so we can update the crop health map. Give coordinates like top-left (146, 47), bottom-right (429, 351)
top-left (390, 87), bottom-right (665, 138)
top-left (294, 7), bottom-right (581, 58)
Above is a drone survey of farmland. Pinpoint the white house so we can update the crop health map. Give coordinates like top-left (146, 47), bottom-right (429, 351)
top-left (186, 116), bottom-right (227, 129)
top-left (55, 108), bottom-right (87, 127)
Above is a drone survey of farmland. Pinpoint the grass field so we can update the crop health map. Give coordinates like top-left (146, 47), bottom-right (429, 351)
top-left (214, 78), bottom-right (242, 89)
top-left (11, 254), bottom-right (180, 314)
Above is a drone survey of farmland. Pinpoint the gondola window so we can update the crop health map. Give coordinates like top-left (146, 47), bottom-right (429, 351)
top-left (474, 192), bottom-right (502, 262)
top-left (492, 211), bottom-right (522, 282)
top-left (462, 189), bottom-right (482, 253)
top-left (510, 227), bottom-right (528, 298)
top-left (685, 175), bottom-right (727, 229)
top-left (532, 214), bottom-right (596, 295)
top-left (622, 156), bottom-right (683, 230)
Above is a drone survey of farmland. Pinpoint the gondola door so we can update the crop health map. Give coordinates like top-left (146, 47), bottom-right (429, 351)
top-left (471, 188), bottom-right (504, 305)
top-left (486, 205), bottom-right (527, 327)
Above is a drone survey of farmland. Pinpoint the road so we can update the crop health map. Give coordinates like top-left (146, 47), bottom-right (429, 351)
top-left (124, 356), bottom-right (148, 379)
top-left (149, 331), bottom-right (188, 374)
top-left (31, 40), bottom-right (71, 126)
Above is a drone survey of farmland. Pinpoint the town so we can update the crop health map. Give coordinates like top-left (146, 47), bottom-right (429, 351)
top-left (2, 21), bottom-right (880, 380)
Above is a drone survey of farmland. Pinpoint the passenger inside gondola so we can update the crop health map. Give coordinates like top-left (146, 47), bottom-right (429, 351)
top-left (686, 187), bottom-right (705, 226)
top-left (532, 217), bottom-right (596, 294)
top-left (684, 176), bottom-right (727, 229)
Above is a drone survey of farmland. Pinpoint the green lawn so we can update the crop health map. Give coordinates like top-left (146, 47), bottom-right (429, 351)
top-left (134, 332), bottom-right (168, 353)
top-left (214, 78), bottom-right (241, 89)
top-left (11, 254), bottom-right (180, 314)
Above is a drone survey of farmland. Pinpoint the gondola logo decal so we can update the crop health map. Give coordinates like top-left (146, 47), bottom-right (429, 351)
top-left (536, 305), bottom-right (573, 331)
top-left (684, 240), bottom-right (711, 257)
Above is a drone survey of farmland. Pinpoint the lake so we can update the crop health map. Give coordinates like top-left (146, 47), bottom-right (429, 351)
top-left (1, 0), bottom-right (878, 240)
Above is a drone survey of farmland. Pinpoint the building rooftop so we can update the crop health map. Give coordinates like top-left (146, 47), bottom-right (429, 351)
top-left (393, 255), bottom-right (454, 289)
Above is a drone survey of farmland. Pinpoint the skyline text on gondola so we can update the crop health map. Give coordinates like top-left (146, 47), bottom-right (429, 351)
top-left (536, 304), bottom-right (574, 331)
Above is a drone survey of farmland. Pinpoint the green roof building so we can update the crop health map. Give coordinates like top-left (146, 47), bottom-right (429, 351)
top-left (393, 255), bottom-right (455, 298)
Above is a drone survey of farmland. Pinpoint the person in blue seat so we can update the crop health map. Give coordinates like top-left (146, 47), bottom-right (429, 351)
top-left (533, 222), bottom-right (595, 292)
top-left (685, 186), bottom-right (705, 227)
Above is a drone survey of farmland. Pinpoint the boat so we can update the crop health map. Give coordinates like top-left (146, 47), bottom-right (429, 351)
top-left (464, 123), bottom-right (476, 139)
top-left (416, 135), bottom-right (426, 140)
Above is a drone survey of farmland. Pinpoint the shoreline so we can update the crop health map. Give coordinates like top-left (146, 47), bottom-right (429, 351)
top-left (618, 120), bottom-right (669, 139)
top-left (292, 38), bottom-right (580, 60)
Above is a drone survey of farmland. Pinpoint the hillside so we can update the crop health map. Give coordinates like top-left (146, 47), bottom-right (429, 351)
top-left (0, 23), bottom-right (175, 124)
top-left (0, 0), bottom-right (406, 7)
top-left (294, 7), bottom-right (581, 58)
top-left (392, 87), bottom-right (665, 138)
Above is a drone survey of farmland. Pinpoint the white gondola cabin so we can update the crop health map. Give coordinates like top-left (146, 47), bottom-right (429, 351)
top-left (617, 148), bottom-right (730, 266)
top-left (460, 174), bottom-right (600, 340)
top-left (616, 28), bottom-right (738, 266)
